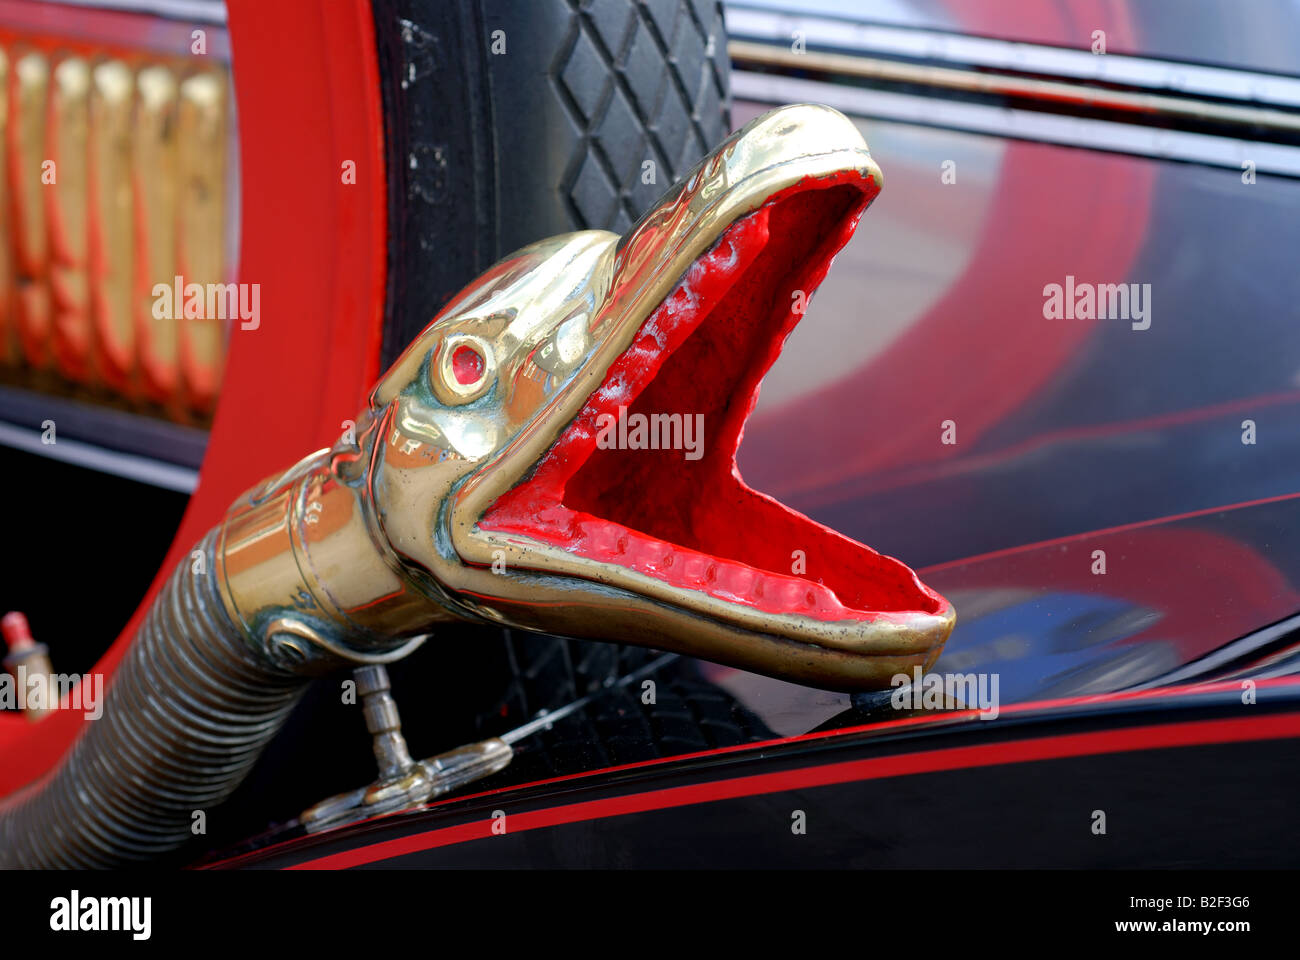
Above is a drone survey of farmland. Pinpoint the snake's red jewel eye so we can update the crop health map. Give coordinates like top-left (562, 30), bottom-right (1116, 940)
top-left (451, 344), bottom-right (485, 384)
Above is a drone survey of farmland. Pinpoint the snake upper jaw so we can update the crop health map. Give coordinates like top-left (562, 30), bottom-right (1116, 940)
top-left (366, 104), bottom-right (953, 690)
top-left (439, 107), bottom-right (952, 689)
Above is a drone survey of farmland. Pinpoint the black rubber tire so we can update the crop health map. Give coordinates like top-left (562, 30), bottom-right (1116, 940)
top-left (371, 0), bottom-right (748, 768)
top-left (372, 0), bottom-right (732, 365)
top-left (469, 631), bottom-right (773, 783)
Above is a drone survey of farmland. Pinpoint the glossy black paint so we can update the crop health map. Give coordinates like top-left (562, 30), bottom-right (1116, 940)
top-left (207, 83), bottom-right (1300, 862)
top-left (216, 685), bottom-right (1300, 868)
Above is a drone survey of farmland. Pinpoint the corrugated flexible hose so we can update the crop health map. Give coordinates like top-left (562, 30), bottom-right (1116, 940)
top-left (0, 534), bottom-right (309, 868)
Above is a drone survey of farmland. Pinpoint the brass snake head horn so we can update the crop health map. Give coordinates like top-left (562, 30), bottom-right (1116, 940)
top-left (361, 103), bottom-right (955, 691)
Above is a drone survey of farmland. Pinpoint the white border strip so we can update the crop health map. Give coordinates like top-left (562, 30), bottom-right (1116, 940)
top-left (733, 72), bottom-right (1300, 177)
top-left (727, 6), bottom-right (1300, 110)
top-left (47, 0), bottom-right (227, 23)
top-left (0, 421), bottom-right (198, 492)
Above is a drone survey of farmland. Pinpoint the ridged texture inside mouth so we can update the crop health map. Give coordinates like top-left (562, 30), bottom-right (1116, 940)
top-left (480, 176), bottom-right (946, 623)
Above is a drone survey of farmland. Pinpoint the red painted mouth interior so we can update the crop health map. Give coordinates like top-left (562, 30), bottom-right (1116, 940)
top-left (480, 178), bottom-right (945, 623)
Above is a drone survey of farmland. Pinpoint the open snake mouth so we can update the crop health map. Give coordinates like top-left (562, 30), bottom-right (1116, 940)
top-left (477, 175), bottom-right (950, 635)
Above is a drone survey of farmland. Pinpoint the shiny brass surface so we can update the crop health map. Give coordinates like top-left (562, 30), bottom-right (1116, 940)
top-left (133, 64), bottom-right (179, 405)
top-left (89, 59), bottom-right (136, 390)
top-left (48, 55), bottom-right (91, 382)
top-left (299, 664), bottom-right (514, 832)
top-left (0, 33), bottom-right (234, 419)
top-left (11, 50), bottom-right (49, 368)
top-left (175, 69), bottom-right (227, 412)
top-left (301, 736), bottom-right (513, 833)
top-left (215, 103), bottom-right (955, 691)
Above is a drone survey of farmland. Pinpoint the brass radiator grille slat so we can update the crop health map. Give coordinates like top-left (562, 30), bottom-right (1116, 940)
top-left (0, 30), bottom-right (233, 425)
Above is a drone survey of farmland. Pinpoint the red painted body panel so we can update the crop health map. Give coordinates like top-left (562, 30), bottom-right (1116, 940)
top-left (0, 0), bottom-right (387, 795)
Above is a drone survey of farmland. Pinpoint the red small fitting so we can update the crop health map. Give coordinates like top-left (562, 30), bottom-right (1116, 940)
top-left (1, 611), bottom-right (36, 654)
top-left (2, 611), bottom-right (54, 722)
